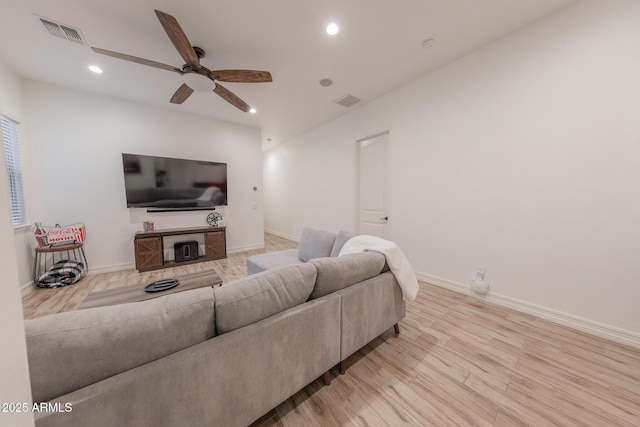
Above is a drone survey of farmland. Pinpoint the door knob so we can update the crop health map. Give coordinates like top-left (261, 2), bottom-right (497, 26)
top-left (380, 216), bottom-right (389, 221)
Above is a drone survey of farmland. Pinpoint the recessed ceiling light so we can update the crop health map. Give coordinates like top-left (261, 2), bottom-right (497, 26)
top-left (249, 108), bottom-right (257, 114)
top-left (319, 78), bottom-right (333, 87)
top-left (88, 65), bottom-right (103, 73)
top-left (326, 23), bottom-right (339, 36)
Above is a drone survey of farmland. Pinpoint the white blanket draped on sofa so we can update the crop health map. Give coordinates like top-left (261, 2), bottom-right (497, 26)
top-left (338, 235), bottom-right (419, 301)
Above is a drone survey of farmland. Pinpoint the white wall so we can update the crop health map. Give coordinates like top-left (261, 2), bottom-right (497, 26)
top-left (24, 81), bottom-right (264, 273)
top-left (0, 60), bottom-right (35, 426)
top-left (0, 57), bottom-right (34, 291)
top-left (264, 0), bottom-right (640, 340)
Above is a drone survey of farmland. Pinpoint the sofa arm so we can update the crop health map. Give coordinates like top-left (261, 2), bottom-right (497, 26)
top-left (336, 272), bottom-right (405, 363)
top-left (246, 249), bottom-right (303, 275)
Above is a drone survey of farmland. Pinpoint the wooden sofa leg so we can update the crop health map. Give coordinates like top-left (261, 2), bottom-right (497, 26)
top-left (323, 371), bottom-right (331, 386)
top-left (394, 323), bottom-right (400, 334)
top-left (340, 361), bottom-right (346, 375)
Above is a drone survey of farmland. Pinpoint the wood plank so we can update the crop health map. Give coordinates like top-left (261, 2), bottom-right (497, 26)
top-left (78, 268), bottom-right (221, 309)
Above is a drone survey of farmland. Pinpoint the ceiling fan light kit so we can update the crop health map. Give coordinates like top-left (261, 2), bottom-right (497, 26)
top-left (91, 9), bottom-right (272, 112)
top-left (183, 72), bottom-right (216, 92)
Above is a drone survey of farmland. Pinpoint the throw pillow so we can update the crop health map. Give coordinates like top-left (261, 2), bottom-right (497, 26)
top-left (330, 230), bottom-right (354, 257)
top-left (297, 227), bottom-right (337, 262)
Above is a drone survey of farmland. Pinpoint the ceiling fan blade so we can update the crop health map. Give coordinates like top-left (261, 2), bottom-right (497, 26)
top-left (91, 47), bottom-right (182, 73)
top-left (212, 70), bottom-right (273, 83)
top-left (170, 83), bottom-right (194, 104)
top-left (213, 84), bottom-right (250, 112)
top-left (154, 10), bottom-right (201, 70)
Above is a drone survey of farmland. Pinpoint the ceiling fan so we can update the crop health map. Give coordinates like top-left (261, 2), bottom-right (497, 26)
top-left (91, 9), bottom-right (272, 112)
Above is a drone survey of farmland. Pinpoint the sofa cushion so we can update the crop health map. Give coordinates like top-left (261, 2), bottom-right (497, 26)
top-left (298, 228), bottom-right (337, 262)
top-left (215, 263), bottom-right (317, 334)
top-left (309, 252), bottom-right (386, 299)
top-left (246, 249), bottom-right (304, 275)
top-left (329, 230), bottom-right (354, 257)
top-left (25, 287), bottom-right (215, 403)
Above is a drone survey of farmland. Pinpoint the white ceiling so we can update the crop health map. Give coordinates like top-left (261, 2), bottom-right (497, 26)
top-left (0, 0), bottom-right (577, 151)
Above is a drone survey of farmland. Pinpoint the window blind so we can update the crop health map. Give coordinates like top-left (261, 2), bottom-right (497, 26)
top-left (1, 115), bottom-right (27, 226)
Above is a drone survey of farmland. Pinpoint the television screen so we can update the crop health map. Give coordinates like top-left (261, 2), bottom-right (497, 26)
top-left (122, 153), bottom-right (227, 210)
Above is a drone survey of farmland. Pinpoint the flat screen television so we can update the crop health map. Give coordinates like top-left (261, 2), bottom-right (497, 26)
top-left (122, 153), bottom-right (227, 210)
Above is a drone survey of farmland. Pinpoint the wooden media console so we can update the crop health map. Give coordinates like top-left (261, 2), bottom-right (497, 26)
top-left (134, 226), bottom-right (226, 272)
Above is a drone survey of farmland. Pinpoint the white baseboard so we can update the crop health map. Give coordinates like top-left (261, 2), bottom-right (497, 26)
top-left (264, 229), bottom-right (299, 242)
top-left (88, 262), bottom-right (135, 275)
top-left (21, 281), bottom-right (35, 296)
top-left (228, 243), bottom-right (265, 254)
top-left (415, 271), bottom-right (640, 349)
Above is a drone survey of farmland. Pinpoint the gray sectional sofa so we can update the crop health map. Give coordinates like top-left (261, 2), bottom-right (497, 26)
top-left (24, 232), bottom-right (405, 427)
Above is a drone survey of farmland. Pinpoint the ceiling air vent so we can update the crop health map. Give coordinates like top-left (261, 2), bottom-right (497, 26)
top-left (334, 94), bottom-right (361, 108)
top-left (38, 17), bottom-right (85, 44)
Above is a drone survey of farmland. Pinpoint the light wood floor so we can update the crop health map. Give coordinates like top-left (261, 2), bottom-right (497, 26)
top-left (22, 234), bottom-right (640, 426)
top-left (22, 232), bottom-right (297, 319)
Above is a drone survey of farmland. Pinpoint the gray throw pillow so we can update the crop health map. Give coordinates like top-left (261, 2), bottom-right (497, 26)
top-left (297, 227), bottom-right (337, 262)
top-left (309, 252), bottom-right (386, 299)
top-left (330, 230), bottom-right (354, 257)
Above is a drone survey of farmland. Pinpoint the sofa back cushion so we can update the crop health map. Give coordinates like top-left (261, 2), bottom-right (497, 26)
top-left (309, 252), bottom-right (386, 299)
top-left (25, 287), bottom-right (215, 403)
top-left (297, 228), bottom-right (337, 262)
top-left (330, 230), bottom-right (354, 257)
top-left (215, 263), bottom-right (317, 334)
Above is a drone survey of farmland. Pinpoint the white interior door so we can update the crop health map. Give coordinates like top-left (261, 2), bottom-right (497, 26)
top-left (358, 133), bottom-right (389, 238)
